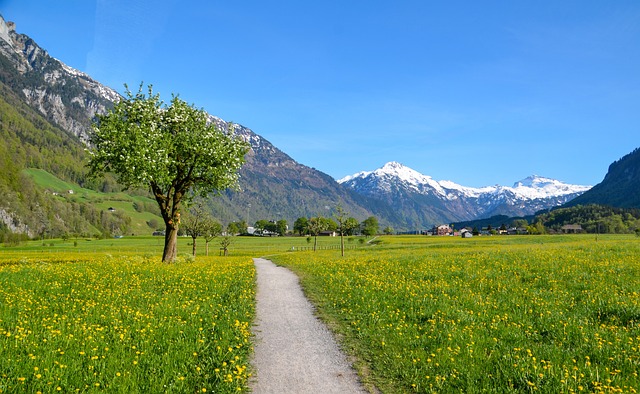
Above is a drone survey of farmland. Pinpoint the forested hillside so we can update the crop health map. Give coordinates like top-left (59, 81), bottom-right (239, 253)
top-left (536, 205), bottom-right (640, 234)
top-left (0, 82), bottom-right (160, 241)
top-left (0, 83), bottom-right (85, 182)
top-left (565, 148), bottom-right (640, 209)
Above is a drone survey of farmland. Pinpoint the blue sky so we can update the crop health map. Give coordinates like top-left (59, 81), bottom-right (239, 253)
top-left (2, 0), bottom-right (639, 187)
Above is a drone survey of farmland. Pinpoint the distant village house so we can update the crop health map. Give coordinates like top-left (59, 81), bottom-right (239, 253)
top-left (434, 224), bottom-right (452, 236)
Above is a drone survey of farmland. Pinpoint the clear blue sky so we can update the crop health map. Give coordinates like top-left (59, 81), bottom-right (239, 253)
top-left (2, 0), bottom-right (639, 187)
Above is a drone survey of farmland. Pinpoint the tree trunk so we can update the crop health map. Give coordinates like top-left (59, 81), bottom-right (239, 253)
top-left (191, 236), bottom-right (197, 257)
top-left (340, 231), bottom-right (345, 257)
top-left (205, 241), bottom-right (209, 256)
top-left (163, 224), bottom-right (179, 263)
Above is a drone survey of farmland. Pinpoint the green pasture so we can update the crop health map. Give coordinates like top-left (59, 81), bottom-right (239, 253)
top-left (1, 234), bottom-right (639, 393)
top-left (23, 168), bottom-right (162, 235)
top-left (273, 234), bottom-right (640, 393)
top-left (0, 233), bottom-right (366, 262)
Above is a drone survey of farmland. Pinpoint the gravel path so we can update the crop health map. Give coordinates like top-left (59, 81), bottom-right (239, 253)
top-left (250, 258), bottom-right (367, 394)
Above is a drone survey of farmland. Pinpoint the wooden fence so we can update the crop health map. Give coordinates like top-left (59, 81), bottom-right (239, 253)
top-left (289, 245), bottom-right (360, 252)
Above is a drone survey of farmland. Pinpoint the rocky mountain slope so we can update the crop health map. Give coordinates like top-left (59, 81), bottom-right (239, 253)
top-left (204, 116), bottom-right (400, 226)
top-left (339, 162), bottom-right (591, 227)
top-left (0, 15), bottom-right (118, 143)
top-left (563, 147), bottom-right (640, 209)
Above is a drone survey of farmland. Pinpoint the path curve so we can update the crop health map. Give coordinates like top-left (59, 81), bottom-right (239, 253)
top-left (250, 258), bottom-right (367, 394)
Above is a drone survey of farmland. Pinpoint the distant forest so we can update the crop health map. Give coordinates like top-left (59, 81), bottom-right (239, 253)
top-left (454, 204), bottom-right (640, 235)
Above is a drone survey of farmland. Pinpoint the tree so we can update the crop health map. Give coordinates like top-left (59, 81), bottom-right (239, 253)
top-left (88, 85), bottom-right (249, 262)
top-left (254, 219), bottom-right (270, 235)
top-left (220, 236), bottom-right (233, 256)
top-left (307, 216), bottom-right (329, 252)
top-left (227, 221), bottom-right (247, 236)
top-left (203, 219), bottom-right (222, 256)
top-left (333, 205), bottom-right (349, 257)
top-left (512, 219), bottom-right (529, 228)
top-left (294, 217), bottom-right (308, 236)
top-left (181, 201), bottom-right (212, 257)
top-left (344, 217), bottom-right (360, 236)
top-left (35, 205), bottom-right (49, 242)
top-left (362, 216), bottom-right (379, 237)
top-left (325, 218), bottom-right (338, 232)
top-left (276, 219), bottom-right (288, 236)
top-left (383, 226), bottom-right (394, 235)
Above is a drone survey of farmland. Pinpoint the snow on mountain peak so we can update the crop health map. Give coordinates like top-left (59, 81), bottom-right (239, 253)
top-left (337, 170), bottom-right (372, 184)
top-left (378, 161), bottom-right (432, 183)
top-left (513, 175), bottom-right (556, 188)
top-left (339, 163), bottom-right (592, 201)
top-left (510, 175), bottom-right (591, 199)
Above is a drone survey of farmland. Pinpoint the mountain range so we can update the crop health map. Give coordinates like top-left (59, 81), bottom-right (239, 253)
top-left (338, 162), bottom-right (591, 228)
top-left (0, 13), bottom-right (638, 236)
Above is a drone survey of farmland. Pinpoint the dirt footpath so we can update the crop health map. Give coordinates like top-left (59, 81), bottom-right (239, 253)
top-left (250, 258), bottom-right (367, 394)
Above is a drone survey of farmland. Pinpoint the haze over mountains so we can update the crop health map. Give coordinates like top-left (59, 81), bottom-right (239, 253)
top-left (1, 14), bottom-right (638, 235)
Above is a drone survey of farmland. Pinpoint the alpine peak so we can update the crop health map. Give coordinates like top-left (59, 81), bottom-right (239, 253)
top-left (339, 163), bottom-right (592, 224)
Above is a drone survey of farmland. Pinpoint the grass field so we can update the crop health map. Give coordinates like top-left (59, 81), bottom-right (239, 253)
top-left (1, 234), bottom-right (639, 393)
top-left (0, 235), bottom-right (355, 393)
top-left (273, 235), bottom-right (640, 393)
top-left (0, 233), bottom-right (361, 261)
top-left (0, 253), bottom-right (254, 393)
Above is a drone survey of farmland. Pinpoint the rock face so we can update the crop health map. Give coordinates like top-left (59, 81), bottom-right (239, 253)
top-left (0, 15), bottom-right (119, 142)
top-left (0, 208), bottom-right (30, 236)
top-left (339, 162), bottom-right (591, 227)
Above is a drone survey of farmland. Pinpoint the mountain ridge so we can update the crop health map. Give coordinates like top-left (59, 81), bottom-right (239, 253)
top-left (339, 161), bottom-right (591, 227)
top-left (0, 15), bottom-right (118, 143)
top-left (563, 147), bottom-right (640, 209)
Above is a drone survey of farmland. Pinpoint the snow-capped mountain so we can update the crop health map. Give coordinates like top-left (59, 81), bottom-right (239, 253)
top-left (338, 162), bottom-right (592, 227)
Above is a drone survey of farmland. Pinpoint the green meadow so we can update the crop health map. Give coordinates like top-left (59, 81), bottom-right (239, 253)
top-left (273, 235), bottom-right (640, 393)
top-left (1, 234), bottom-right (639, 393)
top-left (23, 169), bottom-right (162, 236)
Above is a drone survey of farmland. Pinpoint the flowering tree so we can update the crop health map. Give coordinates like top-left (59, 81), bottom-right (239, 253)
top-left (88, 85), bottom-right (248, 262)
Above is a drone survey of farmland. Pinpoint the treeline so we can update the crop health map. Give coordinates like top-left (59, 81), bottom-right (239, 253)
top-left (535, 205), bottom-right (640, 234)
top-left (454, 204), bottom-right (640, 235)
top-left (244, 215), bottom-right (382, 237)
